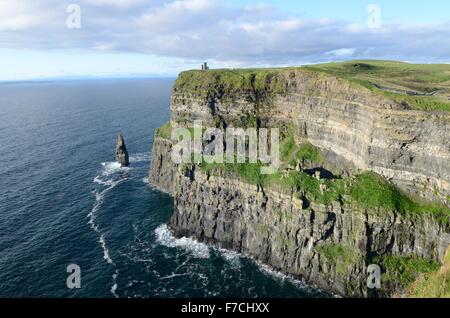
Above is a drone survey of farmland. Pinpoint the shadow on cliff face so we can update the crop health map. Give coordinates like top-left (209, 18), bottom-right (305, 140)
top-left (303, 167), bottom-right (338, 180)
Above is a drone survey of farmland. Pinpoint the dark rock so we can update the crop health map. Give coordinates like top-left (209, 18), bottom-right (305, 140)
top-left (115, 134), bottom-right (129, 167)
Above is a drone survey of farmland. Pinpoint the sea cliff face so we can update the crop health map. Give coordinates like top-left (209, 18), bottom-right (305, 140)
top-left (170, 166), bottom-right (449, 297)
top-left (149, 138), bottom-right (177, 194)
top-left (149, 68), bottom-right (450, 297)
top-left (170, 69), bottom-right (450, 204)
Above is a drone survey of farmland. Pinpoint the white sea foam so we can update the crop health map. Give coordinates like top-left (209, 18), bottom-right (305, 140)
top-left (88, 161), bottom-right (129, 298)
top-left (218, 248), bottom-right (241, 267)
top-left (111, 271), bottom-right (119, 298)
top-left (99, 234), bottom-right (113, 264)
top-left (255, 260), bottom-right (324, 293)
top-left (153, 223), bottom-right (328, 294)
top-left (155, 224), bottom-right (210, 259)
top-left (101, 161), bottom-right (129, 177)
top-left (257, 262), bottom-right (292, 281)
top-left (93, 176), bottom-right (114, 186)
top-left (142, 177), bottom-right (149, 184)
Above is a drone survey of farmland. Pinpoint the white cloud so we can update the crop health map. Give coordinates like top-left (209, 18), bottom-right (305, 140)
top-left (169, 0), bottom-right (215, 12)
top-left (326, 48), bottom-right (356, 58)
top-left (0, 0), bottom-right (54, 31)
top-left (0, 0), bottom-right (449, 65)
top-left (82, 0), bottom-right (147, 8)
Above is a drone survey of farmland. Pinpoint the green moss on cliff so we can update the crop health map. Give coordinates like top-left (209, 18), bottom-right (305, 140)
top-left (405, 246), bottom-right (450, 298)
top-left (199, 161), bottom-right (269, 186)
top-left (372, 255), bottom-right (440, 288)
top-left (350, 172), bottom-right (400, 210)
top-left (350, 172), bottom-right (450, 225)
top-left (315, 244), bottom-right (358, 274)
top-left (156, 121), bottom-right (172, 139)
top-left (296, 143), bottom-right (323, 163)
top-left (279, 133), bottom-right (324, 168)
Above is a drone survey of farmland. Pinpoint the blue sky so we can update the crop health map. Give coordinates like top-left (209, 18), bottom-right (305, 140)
top-left (234, 0), bottom-right (450, 25)
top-left (1, 0), bottom-right (450, 81)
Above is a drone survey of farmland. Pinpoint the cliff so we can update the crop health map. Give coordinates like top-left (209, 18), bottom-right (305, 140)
top-left (170, 67), bottom-right (450, 203)
top-left (149, 62), bottom-right (450, 297)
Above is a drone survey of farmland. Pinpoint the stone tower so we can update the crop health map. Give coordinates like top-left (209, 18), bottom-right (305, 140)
top-left (201, 62), bottom-right (209, 70)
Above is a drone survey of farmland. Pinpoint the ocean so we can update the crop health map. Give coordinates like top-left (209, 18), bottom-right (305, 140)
top-left (0, 78), bottom-right (328, 298)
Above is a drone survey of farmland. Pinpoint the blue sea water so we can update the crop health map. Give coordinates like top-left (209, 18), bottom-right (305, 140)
top-left (0, 79), bottom-right (327, 298)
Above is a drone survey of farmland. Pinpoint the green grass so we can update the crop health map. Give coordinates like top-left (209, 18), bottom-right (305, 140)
top-left (373, 255), bottom-right (440, 288)
top-left (406, 246), bottom-right (450, 298)
top-left (315, 244), bottom-right (358, 274)
top-left (197, 136), bottom-right (334, 203)
top-left (156, 121), bottom-right (172, 139)
top-left (350, 172), bottom-right (401, 210)
top-left (280, 136), bottom-right (297, 161)
top-left (280, 135), bottom-right (323, 167)
top-left (350, 172), bottom-right (450, 225)
top-left (296, 143), bottom-right (322, 163)
top-left (174, 68), bottom-right (288, 103)
top-left (306, 60), bottom-right (450, 91)
top-left (305, 60), bottom-right (450, 112)
top-left (382, 91), bottom-right (450, 112)
top-left (198, 158), bottom-right (339, 205)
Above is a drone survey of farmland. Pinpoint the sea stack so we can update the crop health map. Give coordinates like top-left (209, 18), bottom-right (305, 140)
top-left (115, 134), bottom-right (129, 167)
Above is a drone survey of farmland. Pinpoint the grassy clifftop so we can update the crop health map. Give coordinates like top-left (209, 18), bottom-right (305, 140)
top-left (175, 61), bottom-right (450, 112)
top-left (306, 60), bottom-right (450, 93)
top-left (174, 68), bottom-right (288, 102)
top-left (306, 60), bottom-right (450, 112)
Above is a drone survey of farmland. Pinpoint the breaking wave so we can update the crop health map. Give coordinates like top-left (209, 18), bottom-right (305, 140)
top-left (154, 224), bottom-right (210, 259)
top-left (153, 225), bottom-right (324, 295)
top-left (100, 161), bottom-right (128, 176)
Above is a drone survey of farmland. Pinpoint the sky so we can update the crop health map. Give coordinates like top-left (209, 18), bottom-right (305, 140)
top-left (0, 0), bottom-right (450, 81)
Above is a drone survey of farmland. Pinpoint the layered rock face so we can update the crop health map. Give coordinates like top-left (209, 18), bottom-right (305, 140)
top-left (170, 70), bottom-right (450, 204)
top-left (149, 138), bottom-right (177, 193)
top-left (169, 166), bottom-right (449, 297)
top-left (149, 68), bottom-right (450, 297)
